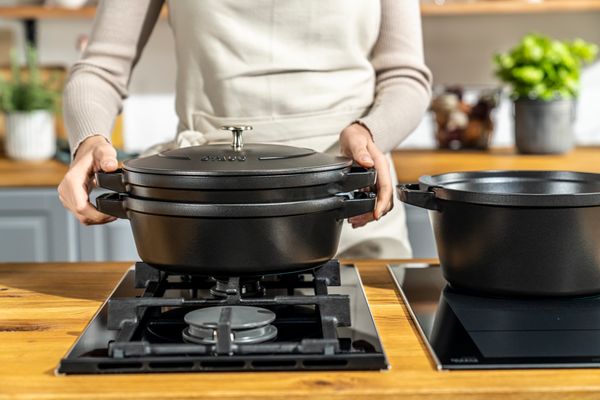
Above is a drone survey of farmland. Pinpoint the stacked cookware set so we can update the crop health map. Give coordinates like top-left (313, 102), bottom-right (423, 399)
top-left (95, 125), bottom-right (376, 276)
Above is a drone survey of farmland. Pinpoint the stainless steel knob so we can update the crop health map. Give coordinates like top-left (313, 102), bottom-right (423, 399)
top-left (221, 125), bottom-right (252, 151)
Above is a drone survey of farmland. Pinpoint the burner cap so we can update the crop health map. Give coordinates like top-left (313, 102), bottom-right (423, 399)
top-left (184, 306), bottom-right (275, 329)
top-left (183, 306), bottom-right (277, 345)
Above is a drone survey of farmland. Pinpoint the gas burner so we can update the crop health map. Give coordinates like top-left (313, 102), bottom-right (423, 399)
top-left (183, 306), bottom-right (277, 345)
top-left (57, 260), bottom-right (388, 374)
top-left (209, 278), bottom-right (265, 298)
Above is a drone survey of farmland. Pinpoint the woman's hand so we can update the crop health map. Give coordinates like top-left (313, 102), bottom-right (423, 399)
top-left (339, 123), bottom-right (393, 228)
top-left (58, 135), bottom-right (118, 225)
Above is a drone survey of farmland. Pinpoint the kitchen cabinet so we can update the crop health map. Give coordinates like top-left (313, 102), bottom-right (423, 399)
top-left (0, 188), bottom-right (138, 262)
top-left (78, 190), bottom-right (138, 262)
top-left (0, 156), bottom-right (138, 262)
top-left (77, 219), bottom-right (138, 262)
top-left (0, 188), bottom-right (77, 262)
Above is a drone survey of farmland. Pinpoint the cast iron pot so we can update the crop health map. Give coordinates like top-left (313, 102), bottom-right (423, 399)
top-left (398, 170), bottom-right (600, 297)
top-left (96, 125), bottom-right (376, 203)
top-left (96, 191), bottom-right (375, 276)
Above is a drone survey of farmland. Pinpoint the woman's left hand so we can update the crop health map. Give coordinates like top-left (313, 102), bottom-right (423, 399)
top-left (339, 123), bottom-right (393, 228)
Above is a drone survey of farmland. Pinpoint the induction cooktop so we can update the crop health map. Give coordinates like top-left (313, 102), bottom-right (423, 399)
top-left (388, 263), bottom-right (600, 370)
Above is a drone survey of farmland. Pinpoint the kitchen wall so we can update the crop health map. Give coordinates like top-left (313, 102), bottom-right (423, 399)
top-left (405, 11), bottom-right (600, 148)
top-left (4, 10), bottom-right (600, 152)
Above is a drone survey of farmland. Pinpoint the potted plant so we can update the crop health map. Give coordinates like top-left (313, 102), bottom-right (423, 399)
top-left (0, 46), bottom-right (59, 161)
top-left (494, 34), bottom-right (598, 154)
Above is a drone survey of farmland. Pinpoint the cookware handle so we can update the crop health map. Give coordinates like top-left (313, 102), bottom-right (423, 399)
top-left (96, 169), bottom-right (126, 193)
top-left (338, 166), bottom-right (377, 192)
top-left (397, 184), bottom-right (439, 211)
top-left (96, 193), bottom-right (128, 219)
top-left (337, 192), bottom-right (376, 219)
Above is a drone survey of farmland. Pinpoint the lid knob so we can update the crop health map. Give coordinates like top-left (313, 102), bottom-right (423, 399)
top-left (221, 125), bottom-right (253, 151)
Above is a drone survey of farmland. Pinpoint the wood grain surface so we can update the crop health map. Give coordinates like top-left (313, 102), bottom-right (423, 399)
top-left (420, 0), bottom-right (600, 15)
top-left (0, 156), bottom-right (68, 187)
top-left (392, 147), bottom-right (600, 183)
top-left (1, 261), bottom-right (600, 400)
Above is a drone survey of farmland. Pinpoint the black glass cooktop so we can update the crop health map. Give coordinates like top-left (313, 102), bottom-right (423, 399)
top-left (388, 263), bottom-right (600, 370)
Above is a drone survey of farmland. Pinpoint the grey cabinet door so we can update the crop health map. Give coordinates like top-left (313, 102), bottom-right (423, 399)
top-left (78, 190), bottom-right (139, 262)
top-left (0, 189), bottom-right (78, 262)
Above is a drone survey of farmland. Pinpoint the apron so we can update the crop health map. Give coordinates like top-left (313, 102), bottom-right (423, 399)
top-left (157, 0), bottom-right (412, 259)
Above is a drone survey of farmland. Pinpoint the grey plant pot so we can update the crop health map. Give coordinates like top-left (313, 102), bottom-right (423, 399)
top-left (514, 98), bottom-right (575, 154)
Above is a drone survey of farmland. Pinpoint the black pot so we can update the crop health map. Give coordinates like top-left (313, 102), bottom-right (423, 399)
top-left (96, 191), bottom-right (375, 276)
top-left (398, 170), bottom-right (600, 297)
top-left (96, 126), bottom-right (375, 203)
top-left (95, 125), bottom-right (377, 276)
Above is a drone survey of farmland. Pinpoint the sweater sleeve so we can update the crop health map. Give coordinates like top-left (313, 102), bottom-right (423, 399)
top-left (63, 0), bottom-right (165, 155)
top-left (357, 0), bottom-right (432, 153)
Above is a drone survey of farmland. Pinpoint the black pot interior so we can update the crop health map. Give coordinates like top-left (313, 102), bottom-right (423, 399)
top-left (420, 170), bottom-right (600, 207)
top-left (423, 171), bottom-right (600, 195)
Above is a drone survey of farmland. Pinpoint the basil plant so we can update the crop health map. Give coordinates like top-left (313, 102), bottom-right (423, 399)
top-left (494, 33), bottom-right (598, 101)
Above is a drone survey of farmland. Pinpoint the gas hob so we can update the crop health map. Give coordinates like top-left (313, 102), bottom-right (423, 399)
top-left (57, 260), bottom-right (388, 374)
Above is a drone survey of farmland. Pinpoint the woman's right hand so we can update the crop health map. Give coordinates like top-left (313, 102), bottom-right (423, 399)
top-left (58, 135), bottom-right (119, 225)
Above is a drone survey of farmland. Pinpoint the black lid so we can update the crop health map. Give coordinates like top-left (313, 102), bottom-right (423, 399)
top-left (124, 143), bottom-right (351, 177)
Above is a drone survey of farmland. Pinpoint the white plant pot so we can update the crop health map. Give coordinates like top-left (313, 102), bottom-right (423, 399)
top-left (5, 111), bottom-right (56, 161)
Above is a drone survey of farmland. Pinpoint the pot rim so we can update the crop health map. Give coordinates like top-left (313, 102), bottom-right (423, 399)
top-left (123, 168), bottom-right (351, 190)
top-left (97, 165), bottom-right (376, 194)
top-left (419, 170), bottom-right (600, 208)
top-left (114, 192), bottom-right (375, 218)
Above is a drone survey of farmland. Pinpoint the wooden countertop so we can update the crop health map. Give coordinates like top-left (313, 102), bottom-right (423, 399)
top-left (1, 261), bottom-right (600, 399)
top-left (0, 156), bottom-right (68, 188)
top-left (3, 146), bottom-right (600, 188)
top-left (392, 146), bottom-right (600, 183)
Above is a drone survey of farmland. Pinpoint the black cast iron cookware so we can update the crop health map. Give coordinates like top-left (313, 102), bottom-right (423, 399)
top-left (96, 126), bottom-right (376, 203)
top-left (96, 191), bottom-right (375, 276)
top-left (398, 170), bottom-right (600, 297)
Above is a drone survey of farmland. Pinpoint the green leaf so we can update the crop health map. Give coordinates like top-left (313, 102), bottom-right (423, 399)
top-left (0, 46), bottom-right (59, 113)
top-left (492, 33), bottom-right (598, 100)
top-left (512, 66), bottom-right (544, 84)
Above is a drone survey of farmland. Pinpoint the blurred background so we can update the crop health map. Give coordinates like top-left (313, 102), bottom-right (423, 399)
top-left (1, 0), bottom-right (598, 152)
top-left (1, 0), bottom-right (599, 263)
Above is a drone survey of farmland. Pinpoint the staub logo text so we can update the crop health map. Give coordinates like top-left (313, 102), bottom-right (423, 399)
top-left (201, 154), bottom-right (247, 162)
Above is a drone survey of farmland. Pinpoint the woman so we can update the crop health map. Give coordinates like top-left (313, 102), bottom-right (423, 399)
top-left (58, 0), bottom-right (431, 259)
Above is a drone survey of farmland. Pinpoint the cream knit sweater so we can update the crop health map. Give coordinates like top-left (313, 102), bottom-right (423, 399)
top-left (64, 0), bottom-right (431, 155)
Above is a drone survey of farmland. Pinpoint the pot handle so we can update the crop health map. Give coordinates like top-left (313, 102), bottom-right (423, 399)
top-left (96, 169), bottom-right (126, 193)
top-left (338, 166), bottom-right (377, 192)
top-left (337, 192), bottom-right (376, 219)
top-left (397, 184), bottom-right (440, 211)
top-left (96, 193), bottom-right (128, 219)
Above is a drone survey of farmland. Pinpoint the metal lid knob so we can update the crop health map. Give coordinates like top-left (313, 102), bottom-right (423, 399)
top-left (221, 125), bottom-right (252, 151)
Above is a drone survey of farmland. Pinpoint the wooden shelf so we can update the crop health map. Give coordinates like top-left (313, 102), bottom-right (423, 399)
top-left (0, 5), bottom-right (97, 19)
top-left (421, 0), bottom-right (600, 16)
top-left (1, 1), bottom-right (600, 20)
top-left (0, 5), bottom-right (167, 19)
